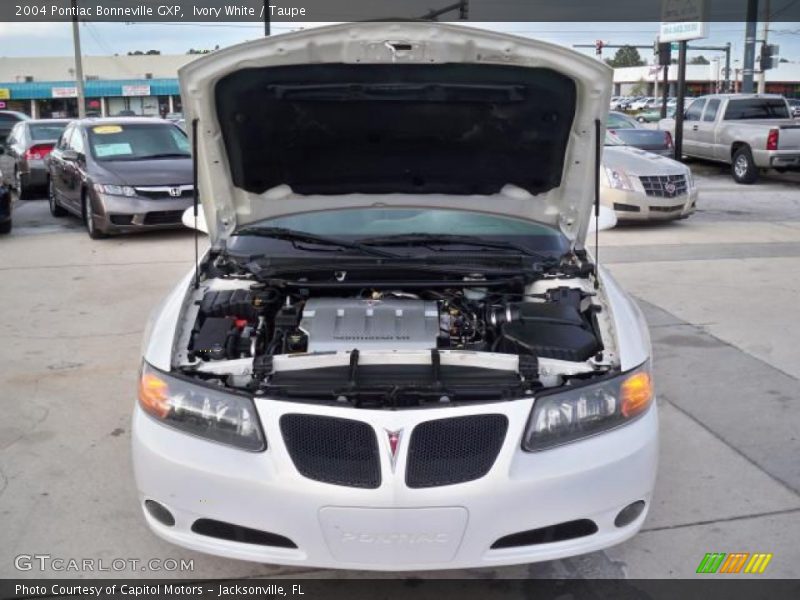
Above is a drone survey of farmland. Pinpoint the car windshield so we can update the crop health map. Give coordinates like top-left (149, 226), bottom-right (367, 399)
top-left (30, 123), bottom-right (68, 141)
top-left (228, 208), bottom-right (570, 257)
top-left (607, 113), bottom-right (636, 129)
top-left (87, 123), bottom-right (190, 161)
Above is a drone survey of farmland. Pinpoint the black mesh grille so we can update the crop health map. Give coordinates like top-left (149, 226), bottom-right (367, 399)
top-left (406, 415), bottom-right (508, 488)
top-left (639, 174), bottom-right (687, 198)
top-left (143, 210), bottom-right (185, 225)
top-left (280, 414), bottom-right (380, 488)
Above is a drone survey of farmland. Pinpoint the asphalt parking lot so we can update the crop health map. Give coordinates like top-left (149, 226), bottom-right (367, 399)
top-left (1, 161), bottom-right (799, 580)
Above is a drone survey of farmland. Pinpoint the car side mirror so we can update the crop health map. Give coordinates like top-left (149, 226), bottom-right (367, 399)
top-left (62, 149), bottom-right (79, 161)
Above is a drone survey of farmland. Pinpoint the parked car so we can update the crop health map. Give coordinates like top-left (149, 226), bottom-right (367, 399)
top-left (0, 119), bottom-right (70, 199)
top-left (47, 118), bottom-right (193, 238)
top-left (607, 111), bottom-right (673, 156)
top-left (636, 105), bottom-right (676, 123)
top-left (787, 98), bottom-right (800, 119)
top-left (629, 97), bottom-right (653, 111)
top-left (602, 135), bottom-right (697, 221)
top-left (0, 110), bottom-right (30, 145)
top-left (0, 172), bottom-right (11, 234)
top-left (133, 22), bottom-right (657, 571)
top-left (659, 94), bottom-right (800, 183)
top-left (165, 112), bottom-right (184, 123)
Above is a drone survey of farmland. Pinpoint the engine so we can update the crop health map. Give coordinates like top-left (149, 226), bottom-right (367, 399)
top-left (186, 285), bottom-right (601, 365)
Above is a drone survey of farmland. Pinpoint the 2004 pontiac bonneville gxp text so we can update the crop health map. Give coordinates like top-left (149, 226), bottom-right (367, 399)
top-left (132, 22), bottom-right (658, 570)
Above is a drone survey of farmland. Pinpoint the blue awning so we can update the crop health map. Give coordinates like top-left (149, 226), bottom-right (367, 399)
top-left (0, 79), bottom-right (179, 100)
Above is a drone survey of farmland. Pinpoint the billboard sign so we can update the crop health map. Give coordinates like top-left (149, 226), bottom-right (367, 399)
top-left (660, 0), bottom-right (708, 42)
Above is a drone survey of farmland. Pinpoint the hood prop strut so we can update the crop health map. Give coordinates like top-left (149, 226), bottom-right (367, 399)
top-left (593, 118), bottom-right (601, 290)
top-left (191, 118), bottom-right (200, 290)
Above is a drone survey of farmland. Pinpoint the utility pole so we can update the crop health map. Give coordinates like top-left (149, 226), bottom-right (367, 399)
top-left (263, 0), bottom-right (270, 36)
top-left (71, 0), bottom-right (86, 118)
top-left (725, 42), bottom-right (732, 92)
top-left (757, 0), bottom-right (770, 93)
top-left (742, 0), bottom-right (758, 93)
top-left (674, 40), bottom-right (687, 161)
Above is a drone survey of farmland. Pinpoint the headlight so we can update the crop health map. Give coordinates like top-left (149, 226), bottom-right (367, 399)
top-left (604, 166), bottom-right (635, 191)
top-left (138, 362), bottom-right (266, 451)
top-left (94, 183), bottom-right (136, 197)
top-left (522, 362), bottom-right (653, 452)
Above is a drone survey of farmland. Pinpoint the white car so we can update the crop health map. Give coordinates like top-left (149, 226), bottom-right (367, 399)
top-left (133, 22), bottom-right (658, 571)
top-left (603, 142), bottom-right (698, 221)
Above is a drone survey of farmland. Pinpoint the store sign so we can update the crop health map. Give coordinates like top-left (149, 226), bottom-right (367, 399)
top-left (0, 88), bottom-right (10, 100)
top-left (52, 86), bottom-right (78, 98)
top-left (660, 0), bottom-right (708, 42)
top-left (122, 85), bottom-right (151, 97)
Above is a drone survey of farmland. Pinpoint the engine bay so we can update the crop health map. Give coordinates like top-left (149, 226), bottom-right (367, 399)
top-left (170, 251), bottom-right (619, 407)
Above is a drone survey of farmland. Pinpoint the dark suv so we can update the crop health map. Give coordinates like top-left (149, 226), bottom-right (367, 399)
top-left (47, 118), bottom-right (193, 239)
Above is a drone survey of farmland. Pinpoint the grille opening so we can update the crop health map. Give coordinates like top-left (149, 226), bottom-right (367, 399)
top-left (649, 204), bottom-right (685, 213)
top-left (406, 414), bottom-right (508, 488)
top-left (280, 414), bottom-right (381, 488)
top-left (109, 214), bottom-right (134, 226)
top-left (613, 202), bottom-right (641, 212)
top-left (639, 174), bottom-right (687, 198)
top-left (144, 499), bottom-right (175, 527)
top-left (191, 518), bottom-right (297, 548)
top-left (143, 210), bottom-right (185, 225)
top-left (491, 519), bottom-right (598, 549)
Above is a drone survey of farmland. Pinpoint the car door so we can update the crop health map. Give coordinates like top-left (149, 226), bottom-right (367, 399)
top-left (62, 125), bottom-right (87, 210)
top-left (690, 98), bottom-right (721, 160)
top-left (50, 124), bottom-right (75, 210)
top-left (682, 98), bottom-right (707, 156)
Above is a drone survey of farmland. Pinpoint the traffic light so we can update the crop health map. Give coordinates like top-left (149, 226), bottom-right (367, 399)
top-left (656, 42), bottom-right (671, 67)
top-left (595, 40), bottom-right (604, 56)
top-left (760, 43), bottom-right (779, 70)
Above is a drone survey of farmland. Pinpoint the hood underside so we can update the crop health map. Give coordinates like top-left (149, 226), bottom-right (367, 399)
top-left (179, 22), bottom-right (612, 248)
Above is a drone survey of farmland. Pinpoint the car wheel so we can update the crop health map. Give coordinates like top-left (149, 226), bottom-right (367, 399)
top-left (637, 116), bottom-right (646, 123)
top-left (48, 178), bottom-right (67, 217)
top-left (15, 170), bottom-right (31, 200)
top-left (83, 192), bottom-right (107, 239)
top-left (732, 146), bottom-right (758, 184)
top-left (0, 219), bottom-right (11, 234)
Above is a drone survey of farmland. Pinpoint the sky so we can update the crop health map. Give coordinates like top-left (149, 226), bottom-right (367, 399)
top-left (0, 21), bottom-right (798, 64)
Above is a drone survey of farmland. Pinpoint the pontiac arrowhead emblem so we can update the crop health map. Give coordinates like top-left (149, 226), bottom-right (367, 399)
top-left (385, 429), bottom-right (403, 470)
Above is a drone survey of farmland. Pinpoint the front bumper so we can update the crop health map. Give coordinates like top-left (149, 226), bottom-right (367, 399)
top-left (603, 186), bottom-right (697, 222)
top-left (132, 396), bottom-right (658, 571)
top-left (0, 187), bottom-right (11, 222)
top-left (91, 191), bottom-right (192, 234)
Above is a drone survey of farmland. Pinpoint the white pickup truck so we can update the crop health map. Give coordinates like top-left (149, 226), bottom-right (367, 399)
top-left (660, 94), bottom-right (800, 183)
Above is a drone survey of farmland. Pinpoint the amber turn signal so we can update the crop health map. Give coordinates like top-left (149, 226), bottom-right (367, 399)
top-left (138, 370), bottom-right (171, 419)
top-left (620, 371), bottom-right (653, 418)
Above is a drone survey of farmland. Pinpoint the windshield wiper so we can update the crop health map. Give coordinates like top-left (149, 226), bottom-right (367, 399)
top-left (234, 226), bottom-right (400, 258)
top-left (360, 233), bottom-right (552, 260)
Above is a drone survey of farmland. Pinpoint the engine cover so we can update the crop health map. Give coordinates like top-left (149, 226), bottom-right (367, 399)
top-left (299, 298), bottom-right (440, 353)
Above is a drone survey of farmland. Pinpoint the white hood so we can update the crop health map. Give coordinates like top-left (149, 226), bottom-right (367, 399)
top-left (179, 22), bottom-right (612, 249)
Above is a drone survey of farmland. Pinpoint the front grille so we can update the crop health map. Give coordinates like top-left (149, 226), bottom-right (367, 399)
top-left (639, 174), bottom-right (687, 198)
top-left (650, 203), bottom-right (685, 213)
top-left (280, 414), bottom-right (381, 488)
top-left (143, 210), bottom-right (185, 225)
top-left (135, 186), bottom-right (193, 199)
top-left (406, 415), bottom-right (508, 488)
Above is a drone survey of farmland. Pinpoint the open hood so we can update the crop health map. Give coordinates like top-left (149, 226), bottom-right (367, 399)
top-left (179, 22), bottom-right (612, 249)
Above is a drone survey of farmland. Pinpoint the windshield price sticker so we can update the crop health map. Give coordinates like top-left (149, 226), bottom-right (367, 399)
top-left (92, 125), bottom-right (124, 135)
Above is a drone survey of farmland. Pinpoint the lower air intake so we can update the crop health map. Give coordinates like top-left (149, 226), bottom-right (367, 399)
top-left (406, 414), bottom-right (508, 488)
top-left (280, 414), bottom-right (381, 489)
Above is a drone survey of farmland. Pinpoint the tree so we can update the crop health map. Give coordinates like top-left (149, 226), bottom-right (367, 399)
top-left (689, 55), bottom-right (710, 65)
top-left (605, 46), bottom-right (645, 68)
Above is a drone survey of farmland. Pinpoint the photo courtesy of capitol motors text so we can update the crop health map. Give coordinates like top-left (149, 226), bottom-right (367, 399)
top-left (14, 583), bottom-right (306, 597)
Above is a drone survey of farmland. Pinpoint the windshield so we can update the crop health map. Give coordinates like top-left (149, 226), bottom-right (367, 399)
top-left (30, 123), bottom-right (68, 141)
top-left (87, 123), bottom-right (190, 161)
top-left (228, 208), bottom-right (569, 257)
